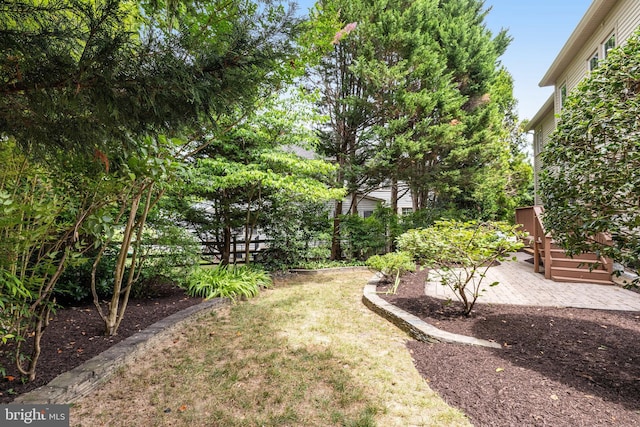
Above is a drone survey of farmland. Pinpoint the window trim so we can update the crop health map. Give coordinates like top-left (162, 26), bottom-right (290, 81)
top-left (559, 83), bottom-right (567, 109)
top-left (588, 51), bottom-right (599, 71)
top-left (603, 32), bottom-right (616, 59)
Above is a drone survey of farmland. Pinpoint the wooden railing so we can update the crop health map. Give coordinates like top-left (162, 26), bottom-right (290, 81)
top-left (515, 206), bottom-right (551, 278)
top-left (515, 206), bottom-right (614, 282)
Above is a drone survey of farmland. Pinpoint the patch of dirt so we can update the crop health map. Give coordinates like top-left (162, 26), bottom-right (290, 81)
top-left (379, 269), bottom-right (640, 427)
top-left (0, 282), bottom-right (202, 403)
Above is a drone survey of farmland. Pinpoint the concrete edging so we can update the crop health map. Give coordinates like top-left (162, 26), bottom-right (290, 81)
top-left (14, 298), bottom-right (229, 404)
top-left (362, 274), bottom-right (502, 349)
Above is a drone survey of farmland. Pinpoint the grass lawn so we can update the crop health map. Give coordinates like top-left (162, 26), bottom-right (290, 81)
top-left (70, 269), bottom-right (470, 426)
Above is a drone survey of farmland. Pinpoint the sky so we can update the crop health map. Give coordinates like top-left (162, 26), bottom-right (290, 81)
top-left (294, 0), bottom-right (593, 121)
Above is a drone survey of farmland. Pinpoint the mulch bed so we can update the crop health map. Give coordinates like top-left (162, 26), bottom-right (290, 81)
top-left (0, 282), bottom-right (202, 404)
top-left (3, 270), bottom-right (640, 426)
top-left (379, 268), bottom-right (640, 427)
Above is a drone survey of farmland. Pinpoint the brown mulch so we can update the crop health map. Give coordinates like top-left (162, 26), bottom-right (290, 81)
top-left (3, 270), bottom-right (640, 426)
top-left (379, 268), bottom-right (640, 427)
top-left (0, 282), bottom-right (202, 404)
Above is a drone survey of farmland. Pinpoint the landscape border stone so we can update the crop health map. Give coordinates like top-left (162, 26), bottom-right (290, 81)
top-left (362, 274), bottom-right (502, 349)
top-left (13, 298), bottom-right (229, 405)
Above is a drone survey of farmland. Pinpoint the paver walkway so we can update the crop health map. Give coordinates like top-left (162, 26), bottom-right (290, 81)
top-left (425, 251), bottom-right (640, 311)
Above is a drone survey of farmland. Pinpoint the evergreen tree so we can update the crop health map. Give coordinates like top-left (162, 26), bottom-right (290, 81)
top-left (313, 0), bottom-right (523, 258)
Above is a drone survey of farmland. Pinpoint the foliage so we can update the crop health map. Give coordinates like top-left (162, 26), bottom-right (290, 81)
top-left (340, 207), bottom-right (395, 260)
top-left (0, 0), bottom-right (302, 157)
top-left (0, 0), bottom-right (309, 379)
top-left (55, 255), bottom-right (116, 305)
top-left (0, 141), bottom-right (98, 380)
top-left (312, 0), bottom-right (529, 258)
top-left (182, 91), bottom-right (344, 266)
top-left (540, 28), bottom-right (640, 273)
top-left (397, 220), bottom-right (524, 315)
top-left (185, 265), bottom-right (272, 302)
top-left (294, 259), bottom-right (367, 270)
top-left (257, 200), bottom-right (333, 271)
top-left (366, 252), bottom-right (415, 294)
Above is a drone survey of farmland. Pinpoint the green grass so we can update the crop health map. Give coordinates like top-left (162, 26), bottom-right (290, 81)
top-left (71, 270), bottom-right (470, 426)
top-left (294, 259), bottom-right (367, 269)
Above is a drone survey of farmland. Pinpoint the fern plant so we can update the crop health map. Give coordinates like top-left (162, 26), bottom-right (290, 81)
top-left (185, 265), bottom-right (272, 302)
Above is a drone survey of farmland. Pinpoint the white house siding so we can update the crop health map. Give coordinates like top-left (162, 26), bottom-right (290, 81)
top-left (616, 0), bottom-right (640, 43)
top-left (331, 194), bottom-right (385, 217)
top-left (528, 0), bottom-right (640, 205)
top-left (531, 104), bottom-right (556, 205)
top-left (368, 182), bottom-right (414, 215)
top-left (555, 0), bottom-right (640, 114)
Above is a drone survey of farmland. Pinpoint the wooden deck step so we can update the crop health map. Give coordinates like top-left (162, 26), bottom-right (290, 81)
top-left (550, 266), bottom-right (613, 284)
top-left (550, 275), bottom-right (614, 285)
top-left (551, 258), bottom-right (609, 270)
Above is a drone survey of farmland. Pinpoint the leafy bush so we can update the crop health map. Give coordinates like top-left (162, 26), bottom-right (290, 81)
top-left (340, 207), bottom-right (391, 260)
top-left (185, 265), bottom-right (272, 302)
top-left (397, 220), bottom-right (524, 314)
top-left (258, 201), bottom-right (333, 271)
top-left (55, 255), bottom-right (116, 305)
top-left (366, 252), bottom-right (415, 294)
top-left (133, 223), bottom-right (202, 296)
top-left (540, 28), bottom-right (640, 274)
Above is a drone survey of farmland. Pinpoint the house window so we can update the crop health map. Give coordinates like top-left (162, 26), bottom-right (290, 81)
top-left (589, 52), bottom-right (599, 71)
top-left (401, 207), bottom-right (413, 216)
top-left (362, 210), bottom-right (373, 218)
top-left (534, 127), bottom-right (543, 156)
top-left (603, 33), bottom-right (616, 58)
top-left (559, 84), bottom-right (567, 108)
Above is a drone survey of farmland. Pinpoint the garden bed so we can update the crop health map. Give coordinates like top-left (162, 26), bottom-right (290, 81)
top-left (379, 269), bottom-right (640, 426)
top-left (0, 282), bottom-right (201, 403)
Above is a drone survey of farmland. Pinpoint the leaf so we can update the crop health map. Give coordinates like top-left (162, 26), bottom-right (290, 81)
top-left (495, 368), bottom-right (504, 372)
top-left (178, 405), bottom-right (187, 412)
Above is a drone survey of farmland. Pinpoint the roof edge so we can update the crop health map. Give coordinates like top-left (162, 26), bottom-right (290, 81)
top-left (525, 94), bottom-right (554, 131)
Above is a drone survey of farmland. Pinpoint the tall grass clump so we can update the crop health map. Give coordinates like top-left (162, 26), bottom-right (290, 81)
top-left (185, 265), bottom-right (272, 302)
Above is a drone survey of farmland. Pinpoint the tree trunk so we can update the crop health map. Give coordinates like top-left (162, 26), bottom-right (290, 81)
top-left (331, 200), bottom-right (343, 260)
top-left (391, 179), bottom-right (398, 215)
top-left (350, 192), bottom-right (359, 215)
top-left (221, 223), bottom-right (232, 265)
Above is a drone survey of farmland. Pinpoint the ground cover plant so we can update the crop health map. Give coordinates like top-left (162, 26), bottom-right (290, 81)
top-left (185, 265), bottom-right (272, 302)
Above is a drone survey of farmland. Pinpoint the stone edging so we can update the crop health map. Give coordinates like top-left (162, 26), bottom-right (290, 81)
top-left (362, 274), bottom-right (502, 349)
top-left (14, 298), bottom-right (229, 404)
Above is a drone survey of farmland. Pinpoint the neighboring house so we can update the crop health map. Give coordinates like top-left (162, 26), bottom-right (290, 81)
top-left (330, 183), bottom-right (415, 218)
top-left (527, 0), bottom-right (640, 204)
top-left (286, 145), bottom-right (416, 217)
top-left (519, 0), bottom-right (640, 284)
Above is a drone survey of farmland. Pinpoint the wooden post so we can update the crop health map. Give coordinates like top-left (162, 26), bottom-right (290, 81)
top-left (544, 235), bottom-right (552, 279)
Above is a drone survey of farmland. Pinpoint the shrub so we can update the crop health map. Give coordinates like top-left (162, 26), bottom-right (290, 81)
top-left (397, 220), bottom-right (524, 314)
top-left (540, 28), bottom-right (640, 274)
top-left (366, 251), bottom-right (416, 294)
top-left (55, 255), bottom-right (116, 305)
top-left (185, 265), bottom-right (272, 302)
